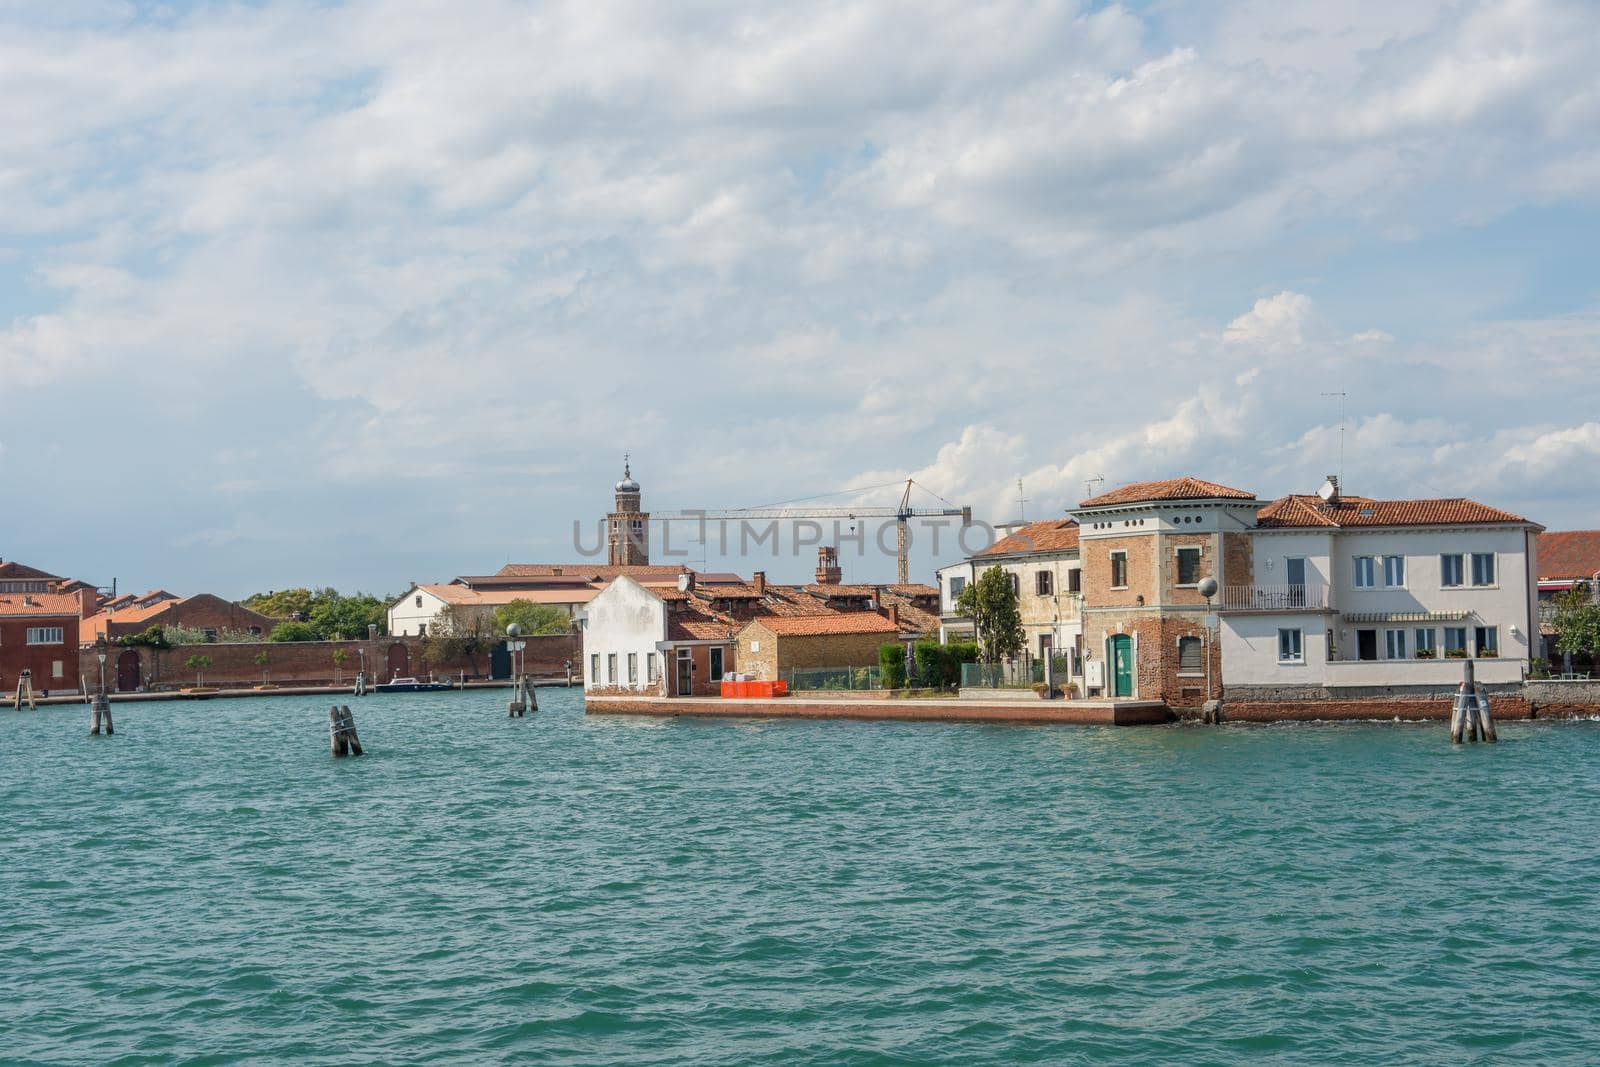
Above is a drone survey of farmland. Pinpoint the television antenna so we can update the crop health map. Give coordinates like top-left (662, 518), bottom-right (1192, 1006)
top-left (1015, 478), bottom-right (1029, 523)
top-left (1083, 474), bottom-right (1105, 499)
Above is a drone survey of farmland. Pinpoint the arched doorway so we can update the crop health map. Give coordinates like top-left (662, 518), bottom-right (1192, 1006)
top-left (1110, 634), bottom-right (1134, 698)
top-left (117, 649), bottom-right (142, 692)
top-left (386, 643), bottom-right (409, 680)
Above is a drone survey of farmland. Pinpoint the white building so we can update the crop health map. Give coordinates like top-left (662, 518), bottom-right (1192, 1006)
top-left (936, 519), bottom-right (1084, 671)
top-left (1220, 487), bottom-right (1542, 694)
top-left (387, 583), bottom-right (596, 637)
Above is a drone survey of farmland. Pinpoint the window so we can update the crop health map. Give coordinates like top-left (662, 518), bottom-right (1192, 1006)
top-left (25, 627), bottom-right (64, 645)
top-left (1415, 629), bottom-right (1437, 656)
top-left (1383, 556), bottom-right (1406, 588)
top-left (1067, 568), bottom-right (1082, 594)
top-left (646, 653), bottom-right (657, 683)
top-left (415, 595), bottom-right (423, 608)
top-left (1475, 626), bottom-right (1498, 655)
top-left (590, 654), bottom-right (600, 683)
top-left (1035, 570), bottom-right (1053, 596)
top-left (1444, 627), bottom-right (1468, 655)
top-left (1178, 635), bottom-right (1202, 671)
top-left (1353, 556), bottom-right (1376, 589)
top-left (1110, 551), bottom-right (1128, 588)
top-left (1278, 628), bottom-right (1304, 663)
top-left (1008, 573), bottom-right (1020, 596)
top-left (1385, 628), bottom-right (1408, 660)
top-left (709, 647), bottom-right (725, 681)
top-left (948, 576), bottom-right (966, 602)
top-left (606, 653), bottom-right (617, 683)
top-left (1471, 553), bottom-right (1496, 586)
top-left (1357, 629), bottom-right (1378, 660)
top-left (1441, 554), bottom-right (1464, 588)
top-left (1176, 547), bottom-right (1201, 586)
top-left (52, 660), bottom-right (64, 679)
top-left (627, 653), bottom-right (638, 684)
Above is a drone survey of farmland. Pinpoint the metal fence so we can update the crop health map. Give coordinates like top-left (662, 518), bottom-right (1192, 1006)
top-left (784, 665), bottom-right (885, 691)
top-left (960, 657), bottom-right (1074, 689)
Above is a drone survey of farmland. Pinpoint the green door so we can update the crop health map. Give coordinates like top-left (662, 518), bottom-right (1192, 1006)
top-left (1111, 634), bottom-right (1134, 697)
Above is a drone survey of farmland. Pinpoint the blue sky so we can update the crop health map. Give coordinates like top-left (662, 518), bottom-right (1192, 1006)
top-left (2, 0), bottom-right (1598, 597)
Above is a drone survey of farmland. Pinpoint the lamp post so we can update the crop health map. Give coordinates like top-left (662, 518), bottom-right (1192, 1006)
top-left (1197, 577), bottom-right (1220, 708)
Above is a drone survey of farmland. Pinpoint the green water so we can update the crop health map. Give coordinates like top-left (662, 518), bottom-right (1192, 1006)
top-left (2, 690), bottom-right (1598, 1064)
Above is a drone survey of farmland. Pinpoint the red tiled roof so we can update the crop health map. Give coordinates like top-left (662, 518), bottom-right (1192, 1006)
top-left (1256, 495), bottom-right (1530, 529)
top-left (0, 593), bottom-right (82, 617)
top-left (1537, 531), bottom-right (1600, 581)
top-left (0, 560), bottom-right (61, 581)
top-left (803, 584), bottom-right (878, 597)
top-left (418, 584), bottom-right (594, 607)
top-left (882, 583), bottom-right (940, 597)
top-left (1079, 477), bottom-right (1256, 508)
top-left (978, 519), bottom-right (1079, 557)
top-left (742, 613), bottom-right (902, 637)
top-left (668, 616), bottom-right (738, 641)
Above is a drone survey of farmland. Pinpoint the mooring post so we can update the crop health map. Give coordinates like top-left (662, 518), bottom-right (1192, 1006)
top-left (525, 675), bottom-right (538, 713)
top-left (330, 704), bottom-right (364, 757)
top-left (1474, 681), bottom-right (1497, 742)
top-left (1452, 659), bottom-right (1478, 744)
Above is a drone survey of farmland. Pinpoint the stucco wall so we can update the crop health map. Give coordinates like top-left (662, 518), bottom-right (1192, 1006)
top-left (581, 578), bottom-right (666, 694)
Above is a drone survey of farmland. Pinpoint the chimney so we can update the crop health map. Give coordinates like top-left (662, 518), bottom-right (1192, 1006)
top-left (816, 546), bottom-right (842, 585)
top-left (23, 595), bottom-right (34, 607)
top-left (678, 569), bottom-right (696, 594)
top-left (888, 604), bottom-right (901, 628)
top-left (753, 571), bottom-right (766, 595)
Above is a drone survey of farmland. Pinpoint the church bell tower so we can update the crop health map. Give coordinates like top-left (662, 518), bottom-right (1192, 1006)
top-left (607, 456), bottom-right (649, 566)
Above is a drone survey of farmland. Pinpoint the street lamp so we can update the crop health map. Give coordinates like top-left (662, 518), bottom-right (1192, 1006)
top-left (1197, 578), bottom-right (1219, 705)
top-left (506, 623), bottom-right (524, 679)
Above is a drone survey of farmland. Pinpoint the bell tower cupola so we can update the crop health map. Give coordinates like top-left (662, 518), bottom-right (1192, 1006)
top-left (607, 455), bottom-right (649, 566)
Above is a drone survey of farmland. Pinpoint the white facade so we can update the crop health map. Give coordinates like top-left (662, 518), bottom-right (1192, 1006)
top-left (388, 584), bottom-right (588, 637)
top-left (936, 561), bottom-right (977, 643)
top-left (579, 576), bottom-right (668, 694)
top-left (389, 587), bottom-right (457, 637)
top-left (1222, 524), bottom-right (1540, 690)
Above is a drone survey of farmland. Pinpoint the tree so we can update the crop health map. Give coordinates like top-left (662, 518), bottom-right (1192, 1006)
top-left (423, 604), bottom-right (498, 677)
top-left (309, 593), bottom-right (387, 640)
top-left (186, 654), bottom-right (213, 688)
top-left (254, 650), bottom-right (270, 685)
top-left (269, 621), bottom-right (320, 642)
top-left (243, 587), bottom-right (322, 620)
top-left (1552, 582), bottom-right (1600, 675)
top-left (493, 600), bottom-right (572, 636)
top-left (119, 625), bottom-right (172, 650)
top-left (956, 566), bottom-right (1025, 664)
top-left (332, 648), bottom-right (349, 683)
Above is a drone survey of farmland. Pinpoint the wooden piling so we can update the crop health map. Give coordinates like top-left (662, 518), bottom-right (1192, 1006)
top-left (1474, 682), bottom-right (1497, 743)
top-left (330, 704), bottom-right (363, 757)
top-left (14, 671), bottom-right (36, 711)
top-left (508, 675), bottom-right (538, 717)
top-left (89, 693), bottom-right (113, 736)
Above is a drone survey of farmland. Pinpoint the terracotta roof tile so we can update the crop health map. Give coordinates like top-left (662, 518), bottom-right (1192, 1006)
top-left (1537, 531), bottom-right (1600, 581)
top-left (803, 584), bottom-right (878, 597)
top-left (1079, 477), bottom-right (1256, 508)
top-left (1256, 495), bottom-right (1530, 529)
top-left (977, 519), bottom-right (1080, 557)
top-left (741, 613), bottom-right (902, 637)
top-left (0, 560), bottom-right (61, 581)
top-left (0, 593), bottom-right (83, 617)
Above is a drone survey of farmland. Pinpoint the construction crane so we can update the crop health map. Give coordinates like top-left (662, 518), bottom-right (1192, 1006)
top-left (656, 479), bottom-right (973, 585)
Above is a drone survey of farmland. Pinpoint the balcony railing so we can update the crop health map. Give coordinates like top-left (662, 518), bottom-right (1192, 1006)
top-left (1221, 583), bottom-right (1329, 612)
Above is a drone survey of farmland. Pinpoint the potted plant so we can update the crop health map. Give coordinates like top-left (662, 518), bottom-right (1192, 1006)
top-left (1479, 648), bottom-right (1499, 658)
top-left (1415, 648), bottom-right (1436, 660)
top-left (1031, 682), bottom-right (1056, 699)
top-left (1446, 648), bottom-right (1468, 659)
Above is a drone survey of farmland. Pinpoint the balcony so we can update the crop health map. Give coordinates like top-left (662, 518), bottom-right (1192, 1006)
top-left (1221, 583), bottom-right (1330, 612)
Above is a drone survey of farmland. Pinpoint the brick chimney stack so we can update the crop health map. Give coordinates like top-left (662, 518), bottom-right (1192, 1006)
top-left (888, 604), bottom-right (900, 628)
top-left (753, 571), bottom-right (766, 595)
top-left (816, 546), bottom-right (842, 584)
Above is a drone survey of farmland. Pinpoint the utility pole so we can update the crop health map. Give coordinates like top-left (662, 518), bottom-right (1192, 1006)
top-left (1321, 391), bottom-right (1347, 489)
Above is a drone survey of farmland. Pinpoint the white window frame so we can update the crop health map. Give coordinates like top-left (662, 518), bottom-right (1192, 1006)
top-left (1382, 555), bottom-right (1406, 589)
top-left (1475, 625), bottom-right (1499, 655)
top-left (1444, 627), bottom-right (1468, 655)
top-left (646, 652), bottom-right (657, 684)
top-left (709, 646), bottom-right (725, 681)
top-left (590, 654), bottom-right (600, 684)
top-left (26, 627), bottom-right (64, 645)
top-left (1440, 553), bottom-right (1464, 588)
top-left (1278, 627), bottom-right (1304, 664)
top-left (1471, 553), bottom-right (1496, 587)
top-left (1352, 556), bottom-right (1376, 589)
top-left (606, 653), bottom-right (617, 683)
top-left (627, 653), bottom-right (638, 685)
top-left (1384, 628), bottom-right (1408, 660)
top-left (1110, 550), bottom-right (1129, 590)
top-left (1035, 570), bottom-right (1053, 596)
top-left (1415, 628), bottom-right (1437, 656)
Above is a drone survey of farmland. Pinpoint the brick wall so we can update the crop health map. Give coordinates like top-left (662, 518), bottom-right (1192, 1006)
top-left (101, 594), bottom-right (282, 642)
top-left (1, 615), bottom-right (81, 694)
top-left (1222, 532), bottom-right (1253, 588)
top-left (776, 632), bottom-right (895, 672)
top-left (84, 633), bottom-right (580, 690)
top-left (738, 626), bottom-right (778, 680)
top-left (1223, 697), bottom-right (1533, 722)
top-left (1081, 533), bottom-right (1157, 608)
top-left (1081, 610), bottom-right (1218, 706)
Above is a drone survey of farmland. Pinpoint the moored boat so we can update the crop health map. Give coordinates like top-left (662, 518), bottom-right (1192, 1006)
top-left (375, 676), bottom-right (456, 693)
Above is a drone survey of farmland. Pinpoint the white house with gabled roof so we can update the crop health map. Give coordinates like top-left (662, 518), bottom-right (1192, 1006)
top-left (1220, 480), bottom-right (1542, 695)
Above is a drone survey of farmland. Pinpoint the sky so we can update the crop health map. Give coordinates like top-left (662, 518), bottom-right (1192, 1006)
top-left (2, 0), bottom-right (1598, 597)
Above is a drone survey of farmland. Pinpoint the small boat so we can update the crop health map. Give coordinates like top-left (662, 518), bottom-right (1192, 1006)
top-left (375, 676), bottom-right (456, 693)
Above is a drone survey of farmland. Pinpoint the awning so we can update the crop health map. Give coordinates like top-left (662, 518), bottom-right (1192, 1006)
top-left (1342, 610), bottom-right (1471, 624)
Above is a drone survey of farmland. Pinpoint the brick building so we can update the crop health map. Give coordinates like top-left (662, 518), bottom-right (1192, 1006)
top-left (607, 458), bottom-right (650, 566)
top-left (1070, 477), bottom-right (1260, 706)
top-left (82, 593), bottom-right (281, 644)
top-left (735, 613), bottom-right (902, 681)
top-left (1, 591), bottom-right (88, 696)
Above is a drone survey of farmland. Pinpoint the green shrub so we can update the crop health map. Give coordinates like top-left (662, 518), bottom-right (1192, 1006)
top-left (879, 643), bottom-right (907, 690)
top-left (269, 621), bottom-right (320, 642)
